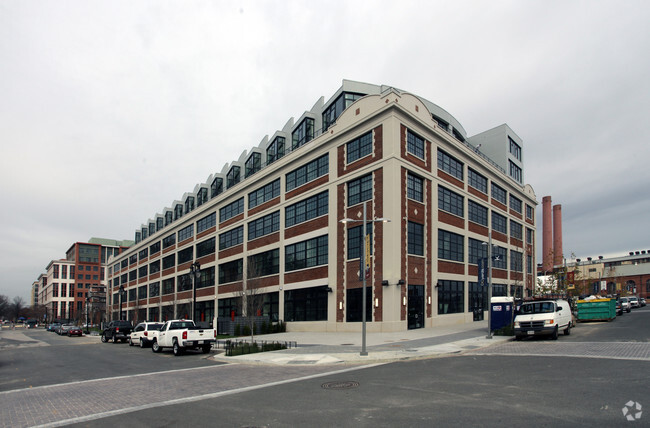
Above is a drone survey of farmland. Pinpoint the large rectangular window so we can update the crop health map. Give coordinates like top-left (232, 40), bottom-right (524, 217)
top-left (526, 228), bottom-right (534, 245)
top-left (248, 211), bottom-right (280, 241)
top-left (407, 130), bottom-right (425, 159)
top-left (138, 265), bottom-right (147, 279)
top-left (219, 198), bottom-right (244, 222)
top-left (219, 226), bottom-right (244, 250)
top-left (437, 149), bottom-right (464, 180)
top-left (291, 117), bottom-right (314, 150)
top-left (284, 286), bottom-right (328, 322)
top-left (285, 235), bottom-right (328, 272)
top-left (248, 249), bottom-right (280, 277)
top-left (162, 278), bottom-right (175, 295)
top-left (266, 136), bottom-right (285, 165)
top-left (509, 137), bottom-right (522, 160)
top-left (510, 220), bottom-right (523, 240)
top-left (491, 183), bottom-right (507, 205)
top-left (248, 179), bottom-right (281, 209)
top-left (149, 282), bottom-right (160, 298)
top-left (408, 221), bottom-right (424, 256)
top-left (468, 200), bottom-right (488, 226)
top-left (468, 168), bottom-right (488, 194)
top-left (347, 132), bottom-right (373, 163)
top-left (510, 250), bottom-right (523, 272)
top-left (438, 280), bottom-right (464, 314)
top-left (218, 259), bottom-right (243, 284)
top-left (347, 223), bottom-right (373, 260)
top-left (149, 260), bottom-right (160, 275)
top-left (407, 173), bottom-right (423, 202)
top-left (177, 247), bottom-right (193, 265)
top-left (438, 229), bottom-right (464, 262)
top-left (286, 154), bottom-right (328, 192)
top-left (438, 186), bottom-right (464, 217)
top-left (285, 191), bottom-right (328, 228)
top-left (178, 224), bottom-right (194, 243)
top-left (493, 246), bottom-right (507, 270)
top-left (526, 204), bottom-right (534, 220)
top-left (162, 254), bottom-right (175, 270)
top-left (509, 195), bottom-right (522, 213)
top-left (162, 234), bottom-right (176, 249)
top-left (468, 238), bottom-right (488, 265)
top-left (150, 241), bottom-right (160, 255)
top-left (492, 212), bottom-right (507, 234)
top-left (509, 161), bottom-right (522, 183)
top-left (196, 237), bottom-right (216, 258)
top-left (347, 174), bottom-right (372, 206)
top-left (196, 266), bottom-right (215, 289)
top-left (138, 248), bottom-right (148, 260)
top-left (197, 212), bottom-right (216, 234)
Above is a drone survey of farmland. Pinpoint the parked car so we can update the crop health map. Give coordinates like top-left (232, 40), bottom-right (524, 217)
top-left (58, 324), bottom-right (74, 335)
top-left (615, 300), bottom-right (624, 316)
top-left (514, 299), bottom-right (572, 340)
top-left (151, 319), bottom-right (216, 356)
top-left (619, 297), bottom-right (632, 313)
top-left (48, 323), bottom-right (61, 332)
top-left (129, 322), bottom-right (163, 348)
top-left (640, 298), bottom-right (646, 307)
top-left (101, 320), bottom-right (133, 343)
top-left (67, 326), bottom-right (83, 337)
top-left (629, 296), bottom-right (640, 308)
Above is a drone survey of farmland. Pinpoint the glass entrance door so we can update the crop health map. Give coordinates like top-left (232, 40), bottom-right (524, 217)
top-left (408, 284), bottom-right (424, 329)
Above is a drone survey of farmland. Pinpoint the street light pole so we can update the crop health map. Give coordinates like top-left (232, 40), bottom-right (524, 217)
top-left (85, 297), bottom-right (90, 334)
top-left (340, 200), bottom-right (390, 357)
top-left (119, 285), bottom-right (125, 321)
top-left (190, 262), bottom-right (201, 321)
top-left (483, 235), bottom-right (493, 339)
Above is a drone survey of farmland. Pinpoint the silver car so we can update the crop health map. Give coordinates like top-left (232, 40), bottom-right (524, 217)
top-left (629, 296), bottom-right (640, 309)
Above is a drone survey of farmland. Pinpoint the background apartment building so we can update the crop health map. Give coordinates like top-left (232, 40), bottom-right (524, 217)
top-left (107, 80), bottom-right (537, 333)
top-left (38, 239), bottom-right (131, 324)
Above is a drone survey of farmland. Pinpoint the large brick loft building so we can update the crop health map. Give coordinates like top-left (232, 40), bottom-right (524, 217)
top-left (107, 80), bottom-right (537, 332)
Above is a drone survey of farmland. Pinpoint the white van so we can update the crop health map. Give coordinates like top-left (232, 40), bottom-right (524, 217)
top-left (514, 299), bottom-right (572, 340)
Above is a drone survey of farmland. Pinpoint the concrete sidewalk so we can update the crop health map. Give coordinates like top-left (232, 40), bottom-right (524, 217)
top-left (211, 320), bottom-right (512, 365)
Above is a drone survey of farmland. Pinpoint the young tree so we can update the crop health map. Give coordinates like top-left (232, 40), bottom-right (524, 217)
top-left (237, 256), bottom-right (267, 342)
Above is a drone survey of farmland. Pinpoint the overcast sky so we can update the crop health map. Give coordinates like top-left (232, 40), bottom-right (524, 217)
top-left (1, 1), bottom-right (649, 303)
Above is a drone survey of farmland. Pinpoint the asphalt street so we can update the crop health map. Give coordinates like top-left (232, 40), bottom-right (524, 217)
top-left (1, 306), bottom-right (648, 427)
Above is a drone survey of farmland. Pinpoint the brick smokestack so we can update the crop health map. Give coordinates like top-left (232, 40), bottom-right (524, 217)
top-left (542, 196), bottom-right (553, 271)
top-left (553, 204), bottom-right (563, 267)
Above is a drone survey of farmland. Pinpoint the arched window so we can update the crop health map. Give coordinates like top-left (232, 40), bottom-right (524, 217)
top-left (626, 280), bottom-right (636, 292)
top-left (646, 279), bottom-right (650, 293)
top-left (607, 282), bottom-right (616, 294)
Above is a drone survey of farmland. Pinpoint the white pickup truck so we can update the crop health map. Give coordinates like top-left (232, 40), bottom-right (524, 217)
top-left (151, 319), bottom-right (216, 356)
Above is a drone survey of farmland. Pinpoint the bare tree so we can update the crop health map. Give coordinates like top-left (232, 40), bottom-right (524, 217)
top-left (237, 256), bottom-right (267, 342)
top-left (10, 296), bottom-right (25, 321)
top-left (0, 295), bottom-right (9, 319)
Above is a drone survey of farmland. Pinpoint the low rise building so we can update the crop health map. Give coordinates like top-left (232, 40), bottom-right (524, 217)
top-left (107, 80), bottom-right (537, 332)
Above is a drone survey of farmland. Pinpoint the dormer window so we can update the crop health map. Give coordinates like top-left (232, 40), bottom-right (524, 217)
top-left (211, 177), bottom-right (223, 198)
top-left (292, 117), bottom-right (314, 150)
top-left (227, 166), bottom-right (241, 189)
top-left (266, 136), bottom-right (285, 165)
top-left (245, 152), bottom-right (261, 178)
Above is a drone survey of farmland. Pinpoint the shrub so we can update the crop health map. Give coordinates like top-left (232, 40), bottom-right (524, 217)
top-left (242, 325), bottom-right (251, 336)
top-left (234, 324), bottom-right (241, 336)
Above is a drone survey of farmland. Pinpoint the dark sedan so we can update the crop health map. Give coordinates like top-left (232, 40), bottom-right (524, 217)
top-left (67, 326), bottom-right (83, 337)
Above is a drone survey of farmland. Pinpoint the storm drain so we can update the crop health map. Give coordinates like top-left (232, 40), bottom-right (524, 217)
top-left (321, 381), bottom-right (360, 390)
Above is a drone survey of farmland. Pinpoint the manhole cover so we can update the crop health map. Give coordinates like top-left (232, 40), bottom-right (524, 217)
top-left (321, 381), bottom-right (360, 390)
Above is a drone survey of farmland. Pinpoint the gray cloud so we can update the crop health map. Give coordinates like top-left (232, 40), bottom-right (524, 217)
top-left (1, 0), bottom-right (649, 301)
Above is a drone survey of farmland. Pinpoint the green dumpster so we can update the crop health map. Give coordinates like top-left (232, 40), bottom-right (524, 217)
top-left (576, 298), bottom-right (616, 322)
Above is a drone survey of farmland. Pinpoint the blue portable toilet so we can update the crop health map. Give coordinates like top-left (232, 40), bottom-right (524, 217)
top-left (490, 297), bottom-right (515, 331)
